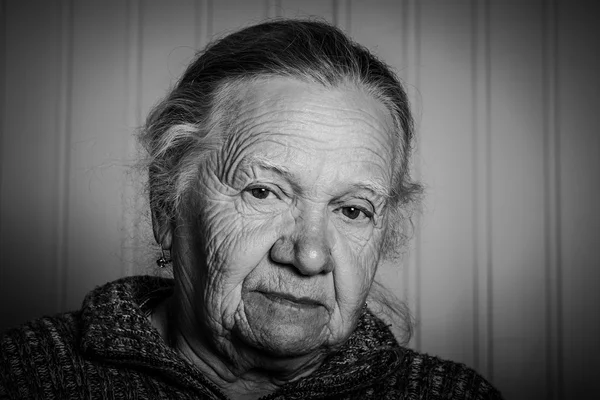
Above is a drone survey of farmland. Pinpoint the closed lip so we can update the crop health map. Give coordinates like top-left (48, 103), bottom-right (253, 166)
top-left (259, 291), bottom-right (323, 307)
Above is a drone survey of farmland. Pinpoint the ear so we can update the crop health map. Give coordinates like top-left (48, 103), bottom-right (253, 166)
top-left (151, 206), bottom-right (173, 250)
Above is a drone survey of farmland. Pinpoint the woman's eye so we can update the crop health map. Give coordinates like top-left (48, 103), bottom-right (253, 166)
top-left (341, 206), bottom-right (369, 220)
top-left (250, 187), bottom-right (274, 200)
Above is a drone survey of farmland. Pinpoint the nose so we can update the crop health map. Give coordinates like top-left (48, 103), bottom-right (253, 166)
top-left (270, 208), bottom-right (334, 276)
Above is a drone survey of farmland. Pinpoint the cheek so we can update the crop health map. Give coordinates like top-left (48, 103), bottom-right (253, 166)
top-left (330, 225), bottom-right (383, 311)
top-left (195, 194), bottom-right (290, 325)
top-left (330, 212), bottom-right (377, 248)
top-left (203, 212), bottom-right (283, 276)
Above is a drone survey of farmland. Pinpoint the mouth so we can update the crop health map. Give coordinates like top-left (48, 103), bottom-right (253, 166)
top-left (258, 291), bottom-right (323, 308)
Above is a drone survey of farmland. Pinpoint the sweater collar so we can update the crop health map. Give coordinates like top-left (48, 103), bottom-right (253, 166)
top-left (80, 275), bottom-right (403, 398)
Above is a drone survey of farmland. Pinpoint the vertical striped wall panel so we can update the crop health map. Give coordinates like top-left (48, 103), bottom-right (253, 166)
top-left (65, 0), bottom-right (131, 307)
top-left (557, 2), bottom-right (600, 398)
top-left (1, 0), bottom-right (64, 323)
top-left (1, 1), bottom-right (598, 398)
top-left (489, 1), bottom-right (547, 396)
top-left (419, 0), bottom-right (477, 371)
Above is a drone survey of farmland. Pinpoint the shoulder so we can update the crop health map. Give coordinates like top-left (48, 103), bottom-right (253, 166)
top-left (0, 275), bottom-right (169, 379)
top-left (1, 311), bottom-right (81, 359)
top-left (0, 276), bottom-right (177, 399)
top-left (395, 348), bottom-right (503, 399)
top-left (310, 311), bottom-right (503, 399)
top-left (0, 311), bottom-right (82, 398)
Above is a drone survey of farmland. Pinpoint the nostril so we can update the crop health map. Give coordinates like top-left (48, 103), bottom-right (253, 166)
top-left (270, 237), bottom-right (294, 266)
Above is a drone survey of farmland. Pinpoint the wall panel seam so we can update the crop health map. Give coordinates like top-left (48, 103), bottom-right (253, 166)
top-left (413, 0), bottom-right (422, 354)
top-left (266, 0), bottom-right (282, 19)
top-left (403, 0), bottom-right (422, 352)
top-left (55, 0), bottom-right (74, 313)
top-left (333, 0), bottom-right (351, 33)
top-left (543, 0), bottom-right (563, 398)
top-left (195, 0), bottom-right (213, 50)
top-left (122, 0), bottom-right (142, 277)
top-left (472, 0), bottom-right (492, 380)
top-left (484, 0), bottom-right (493, 382)
top-left (471, 0), bottom-right (480, 374)
top-left (0, 0), bottom-right (6, 281)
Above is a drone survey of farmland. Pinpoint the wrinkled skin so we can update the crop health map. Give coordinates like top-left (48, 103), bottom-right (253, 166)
top-left (157, 77), bottom-right (398, 397)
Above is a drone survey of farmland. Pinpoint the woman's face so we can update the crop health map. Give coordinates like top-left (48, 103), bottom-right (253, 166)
top-left (173, 77), bottom-right (397, 359)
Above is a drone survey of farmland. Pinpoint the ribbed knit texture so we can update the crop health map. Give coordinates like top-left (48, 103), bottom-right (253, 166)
top-left (0, 276), bottom-right (502, 399)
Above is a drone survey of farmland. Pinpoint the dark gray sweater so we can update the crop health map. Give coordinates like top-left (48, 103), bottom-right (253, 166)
top-left (0, 276), bottom-right (502, 399)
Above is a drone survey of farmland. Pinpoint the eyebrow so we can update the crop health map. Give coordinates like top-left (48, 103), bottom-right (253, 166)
top-left (240, 154), bottom-right (292, 177)
top-left (240, 154), bottom-right (391, 199)
top-left (348, 181), bottom-right (391, 199)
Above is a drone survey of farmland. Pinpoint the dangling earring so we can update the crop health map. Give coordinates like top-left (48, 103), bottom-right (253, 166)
top-left (156, 247), bottom-right (172, 268)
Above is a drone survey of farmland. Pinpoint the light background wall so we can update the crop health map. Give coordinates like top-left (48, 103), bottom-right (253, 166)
top-left (1, 1), bottom-right (599, 399)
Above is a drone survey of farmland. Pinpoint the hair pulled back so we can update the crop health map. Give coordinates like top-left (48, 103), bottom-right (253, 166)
top-left (140, 19), bottom-right (422, 257)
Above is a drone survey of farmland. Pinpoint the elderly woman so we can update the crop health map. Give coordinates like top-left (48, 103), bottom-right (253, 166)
top-left (0, 20), bottom-right (501, 399)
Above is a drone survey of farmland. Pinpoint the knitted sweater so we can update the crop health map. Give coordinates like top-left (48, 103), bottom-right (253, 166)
top-left (0, 276), bottom-right (502, 399)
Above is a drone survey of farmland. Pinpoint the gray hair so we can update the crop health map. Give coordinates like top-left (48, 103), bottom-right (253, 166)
top-left (140, 19), bottom-right (422, 261)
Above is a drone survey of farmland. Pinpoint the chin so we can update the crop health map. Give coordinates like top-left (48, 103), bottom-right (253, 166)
top-left (232, 318), bottom-right (333, 359)
top-left (234, 291), bottom-right (338, 357)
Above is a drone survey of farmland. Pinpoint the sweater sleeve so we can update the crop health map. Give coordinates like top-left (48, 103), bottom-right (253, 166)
top-left (0, 313), bottom-right (83, 399)
top-left (398, 349), bottom-right (504, 400)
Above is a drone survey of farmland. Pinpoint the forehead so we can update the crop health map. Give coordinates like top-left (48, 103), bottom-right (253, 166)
top-left (219, 77), bottom-right (397, 189)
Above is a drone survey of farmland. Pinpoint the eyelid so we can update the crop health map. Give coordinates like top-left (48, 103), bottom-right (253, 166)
top-left (356, 205), bottom-right (374, 218)
top-left (245, 183), bottom-right (283, 199)
top-left (337, 197), bottom-right (376, 215)
top-left (335, 205), bottom-right (374, 223)
top-left (349, 205), bottom-right (373, 219)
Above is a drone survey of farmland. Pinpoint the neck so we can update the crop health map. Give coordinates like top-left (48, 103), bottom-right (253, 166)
top-left (151, 297), bottom-right (326, 399)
